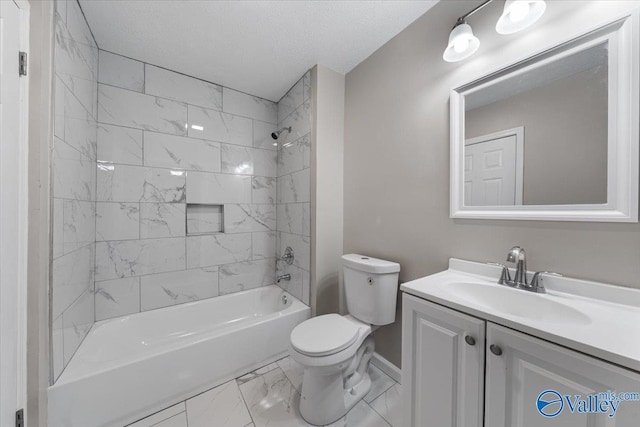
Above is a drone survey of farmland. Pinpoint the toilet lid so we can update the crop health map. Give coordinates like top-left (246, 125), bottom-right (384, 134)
top-left (291, 314), bottom-right (360, 357)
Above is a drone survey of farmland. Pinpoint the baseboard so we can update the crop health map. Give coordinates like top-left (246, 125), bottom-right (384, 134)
top-left (371, 352), bottom-right (402, 384)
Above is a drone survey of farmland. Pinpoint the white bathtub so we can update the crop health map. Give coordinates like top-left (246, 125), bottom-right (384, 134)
top-left (48, 285), bottom-right (310, 427)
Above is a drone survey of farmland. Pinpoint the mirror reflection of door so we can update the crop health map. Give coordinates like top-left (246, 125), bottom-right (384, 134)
top-left (464, 127), bottom-right (524, 206)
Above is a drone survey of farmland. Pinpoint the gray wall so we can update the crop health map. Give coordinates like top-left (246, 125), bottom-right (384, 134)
top-left (466, 66), bottom-right (608, 205)
top-left (311, 65), bottom-right (346, 316)
top-left (344, 0), bottom-right (640, 368)
top-left (28, 0), bottom-right (55, 423)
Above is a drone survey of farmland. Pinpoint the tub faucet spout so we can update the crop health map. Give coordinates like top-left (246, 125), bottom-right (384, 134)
top-left (277, 274), bottom-right (291, 283)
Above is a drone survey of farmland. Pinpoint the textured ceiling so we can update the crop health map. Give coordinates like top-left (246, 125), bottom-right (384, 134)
top-left (79, 0), bottom-right (438, 101)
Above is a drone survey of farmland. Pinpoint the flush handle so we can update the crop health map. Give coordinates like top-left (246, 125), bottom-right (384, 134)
top-left (464, 335), bottom-right (476, 346)
top-left (490, 344), bottom-right (503, 356)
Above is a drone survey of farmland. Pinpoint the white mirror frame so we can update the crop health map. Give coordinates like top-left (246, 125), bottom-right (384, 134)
top-left (450, 12), bottom-right (639, 222)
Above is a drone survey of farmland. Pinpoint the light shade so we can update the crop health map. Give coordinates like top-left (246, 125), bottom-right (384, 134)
top-left (496, 0), bottom-right (546, 34)
top-left (443, 23), bottom-right (481, 63)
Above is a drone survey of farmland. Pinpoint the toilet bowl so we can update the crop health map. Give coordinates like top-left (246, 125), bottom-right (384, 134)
top-left (289, 314), bottom-right (375, 425)
top-left (289, 254), bottom-right (400, 425)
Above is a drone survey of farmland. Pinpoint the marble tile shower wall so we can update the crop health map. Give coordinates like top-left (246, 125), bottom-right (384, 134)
top-left (51, 0), bottom-right (98, 382)
top-left (275, 72), bottom-right (312, 305)
top-left (94, 51), bottom-right (283, 322)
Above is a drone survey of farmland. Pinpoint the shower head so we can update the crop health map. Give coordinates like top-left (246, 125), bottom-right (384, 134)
top-left (271, 127), bottom-right (292, 140)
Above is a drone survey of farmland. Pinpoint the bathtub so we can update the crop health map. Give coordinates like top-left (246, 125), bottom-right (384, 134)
top-left (48, 285), bottom-right (310, 427)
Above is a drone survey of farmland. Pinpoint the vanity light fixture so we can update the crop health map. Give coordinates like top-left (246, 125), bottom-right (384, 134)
top-left (496, 0), bottom-right (547, 34)
top-left (443, 0), bottom-right (547, 62)
top-left (443, 19), bottom-right (481, 62)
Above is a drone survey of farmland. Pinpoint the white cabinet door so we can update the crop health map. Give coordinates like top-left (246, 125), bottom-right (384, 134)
top-left (402, 294), bottom-right (485, 427)
top-left (486, 323), bottom-right (640, 427)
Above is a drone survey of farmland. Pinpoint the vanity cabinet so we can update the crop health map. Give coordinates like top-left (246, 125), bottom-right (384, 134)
top-left (402, 294), bottom-right (640, 427)
top-left (402, 294), bottom-right (485, 427)
top-left (486, 323), bottom-right (640, 427)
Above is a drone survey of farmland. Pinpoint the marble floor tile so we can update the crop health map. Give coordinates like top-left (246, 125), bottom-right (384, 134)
top-left (186, 380), bottom-right (252, 427)
top-left (239, 368), bottom-right (310, 427)
top-left (364, 365), bottom-right (395, 404)
top-left (153, 412), bottom-right (188, 427)
top-left (369, 384), bottom-right (402, 427)
top-left (325, 401), bottom-right (391, 427)
top-left (276, 357), bottom-right (304, 393)
top-left (237, 362), bottom-right (279, 386)
top-left (127, 402), bottom-right (185, 427)
top-left (130, 359), bottom-right (401, 427)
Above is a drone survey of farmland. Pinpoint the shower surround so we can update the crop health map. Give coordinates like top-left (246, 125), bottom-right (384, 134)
top-left (93, 51), bottom-right (281, 322)
top-left (275, 73), bottom-right (312, 303)
top-left (51, 0), bottom-right (98, 383)
top-left (51, 0), bottom-right (312, 385)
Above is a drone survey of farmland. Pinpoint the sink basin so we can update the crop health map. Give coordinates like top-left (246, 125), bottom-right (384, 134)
top-left (447, 282), bottom-right (592, 325)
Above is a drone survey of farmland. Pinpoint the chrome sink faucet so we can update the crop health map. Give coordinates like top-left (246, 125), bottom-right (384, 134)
top-left (506, 246), bottom-right (527, 286)
top-left (490, 246), bottom-right (560, 294)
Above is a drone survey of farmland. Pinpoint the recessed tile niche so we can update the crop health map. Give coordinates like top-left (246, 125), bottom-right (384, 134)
top-left (186, 204), bottom-right (224, 235)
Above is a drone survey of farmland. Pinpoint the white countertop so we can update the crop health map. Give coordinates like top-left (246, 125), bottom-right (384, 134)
top-left (400, 258), bottom-right (640, 372)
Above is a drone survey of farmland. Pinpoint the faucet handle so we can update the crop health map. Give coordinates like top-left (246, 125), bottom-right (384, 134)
top-left (529, 271), bottom-right (562, 293)
top-left (487, 262), bottom-right (512, 285)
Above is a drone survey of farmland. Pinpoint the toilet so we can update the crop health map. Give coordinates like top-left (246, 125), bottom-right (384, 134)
top-left (289, 254), bottom-right (400, 425)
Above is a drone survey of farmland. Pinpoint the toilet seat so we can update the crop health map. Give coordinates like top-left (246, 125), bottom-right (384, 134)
top-left (290, 314), bottom-right (361, 357)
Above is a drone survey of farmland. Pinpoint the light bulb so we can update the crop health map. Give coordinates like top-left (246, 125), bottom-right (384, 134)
top-left (509, 1), bottom-right (530, 23)
top-left (496, 0), bottom-right (546, 34)
top-left (453, 38), bottom-right (470, 53)
top-left (443, 23), bottom-right (480, 62)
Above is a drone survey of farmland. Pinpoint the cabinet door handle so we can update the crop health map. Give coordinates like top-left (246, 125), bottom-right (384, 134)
top-left (490, 344), bottom-right (503, 356)
top-left (464, 335), bottom-right (476, 346)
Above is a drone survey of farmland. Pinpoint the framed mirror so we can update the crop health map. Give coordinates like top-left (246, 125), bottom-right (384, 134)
top-left (450, 13), bottom-right (639, 222)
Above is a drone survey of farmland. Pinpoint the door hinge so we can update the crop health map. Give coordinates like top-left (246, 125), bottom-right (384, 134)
top-left (19, 51), bottom-right (27, 76)
top-left (15, 409), bottom-right (24, 427)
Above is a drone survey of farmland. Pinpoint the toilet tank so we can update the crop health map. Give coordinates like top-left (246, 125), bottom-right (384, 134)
top-left (342, 254), bottom-right (400, 326)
